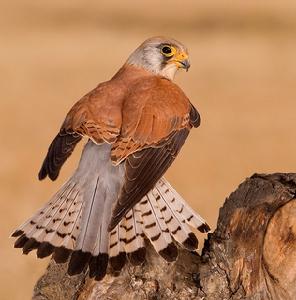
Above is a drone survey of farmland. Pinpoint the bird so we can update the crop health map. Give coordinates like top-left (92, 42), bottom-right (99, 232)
top-left (12, 36), bottom-right (210, 281)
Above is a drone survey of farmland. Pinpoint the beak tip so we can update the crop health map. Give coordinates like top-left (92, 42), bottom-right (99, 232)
top-left (181, 60), bottom-right (190, 71)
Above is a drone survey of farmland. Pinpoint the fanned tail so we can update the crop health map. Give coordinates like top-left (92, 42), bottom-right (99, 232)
top-left (13, 181), bottom-right (83, 257)
top-left (157, 178), bottom-right (210, 233)
top-left (107, 178), bottom-right (210, 271)
top-left (12, 143), bottom-right (209, 281)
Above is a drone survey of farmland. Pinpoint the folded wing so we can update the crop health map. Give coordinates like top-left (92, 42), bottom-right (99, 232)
top-left (109, 77), bottom-right (199, 229)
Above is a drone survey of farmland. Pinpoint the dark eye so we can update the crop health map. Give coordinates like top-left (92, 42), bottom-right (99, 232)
top-left (162, 46), bottom-right (172, 54)
top-left (160, 45), bottom-right (176, 57)
top-left (161, 45), bottom-right (176, 57)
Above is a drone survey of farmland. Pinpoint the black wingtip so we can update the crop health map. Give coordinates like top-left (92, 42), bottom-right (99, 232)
top-left (38, 131), bottom-right (82, 182)
top-left (38, 167), bottom-right (59, 181)
top-left (38, 167), bottom-right (47, 181)
top-left (48, 172), bottom-right (59, 181)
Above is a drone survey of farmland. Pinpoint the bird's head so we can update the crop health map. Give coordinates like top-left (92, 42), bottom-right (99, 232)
top-left (126, 36), bottom-right (190, 80)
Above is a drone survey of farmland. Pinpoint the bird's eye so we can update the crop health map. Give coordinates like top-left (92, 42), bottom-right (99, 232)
top-left (161, 45), bottom-right (174, 57)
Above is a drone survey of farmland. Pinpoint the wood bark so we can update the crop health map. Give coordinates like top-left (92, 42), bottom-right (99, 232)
top-left (32, 173), bottom-right (296, 300)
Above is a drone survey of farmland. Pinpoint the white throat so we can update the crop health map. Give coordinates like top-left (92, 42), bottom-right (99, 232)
top-left (159, 63), bottom-right (178, 81)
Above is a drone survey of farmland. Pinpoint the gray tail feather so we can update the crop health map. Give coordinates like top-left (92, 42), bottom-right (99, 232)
top-left (12, 142), bottom-right (210, 281)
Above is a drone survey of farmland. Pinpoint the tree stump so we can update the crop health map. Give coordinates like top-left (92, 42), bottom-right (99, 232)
top-left (33, 173), bottom-right (296, 300)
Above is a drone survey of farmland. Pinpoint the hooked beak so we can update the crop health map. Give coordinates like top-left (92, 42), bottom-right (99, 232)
top-left (172, 52), bottom-right (190, 71)
top-left (179, 59), bottom-right (190, 71)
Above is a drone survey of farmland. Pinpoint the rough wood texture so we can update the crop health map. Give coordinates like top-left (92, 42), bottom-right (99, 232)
top-left (33, 173), bottom-right (296, 300)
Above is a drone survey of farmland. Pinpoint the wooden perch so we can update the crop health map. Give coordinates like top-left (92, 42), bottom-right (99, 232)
top-left (32, 173), bottom-right (296, 300)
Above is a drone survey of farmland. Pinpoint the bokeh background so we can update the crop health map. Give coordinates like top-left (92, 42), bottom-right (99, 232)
top-left (1, 1), bottom-right (296, 298)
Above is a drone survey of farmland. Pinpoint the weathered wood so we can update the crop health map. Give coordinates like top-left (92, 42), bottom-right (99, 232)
top-left (198, 173), bottom-right (296, 300)
top-left (33, 173), bottom-right (296, 300)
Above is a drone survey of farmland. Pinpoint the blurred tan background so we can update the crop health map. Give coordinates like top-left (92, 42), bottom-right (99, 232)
top-left (1, 1), bottom-right (296, 299)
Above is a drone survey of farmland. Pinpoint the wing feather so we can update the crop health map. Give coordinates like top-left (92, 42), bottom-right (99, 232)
top-left (38, 80), bottom-right (124, 181)
top-left (109, 128), bottom-right (189, 230)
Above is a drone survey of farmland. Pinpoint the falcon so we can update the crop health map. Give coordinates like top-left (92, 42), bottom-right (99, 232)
top-left (12, 36), bottom-right (210, 280)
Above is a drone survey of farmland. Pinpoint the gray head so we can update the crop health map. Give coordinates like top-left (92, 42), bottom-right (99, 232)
top-left (126, 36), bottom-right (190, 80)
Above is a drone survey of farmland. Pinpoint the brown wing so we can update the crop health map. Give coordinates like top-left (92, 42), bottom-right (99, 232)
top-left (39, 80), bottom-right (125, 181)
top-left (189, 102), bottom-right (201, 128)
top-left (109, 128), bottom-right (189, 230)
top-left (109, 76), bottom-right (197, 229)
top-left (111, 77), bottom-right (191, 164)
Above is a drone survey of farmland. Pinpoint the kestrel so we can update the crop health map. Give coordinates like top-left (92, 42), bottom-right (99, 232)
top-left (12, 36), bottom-right (210, 280)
